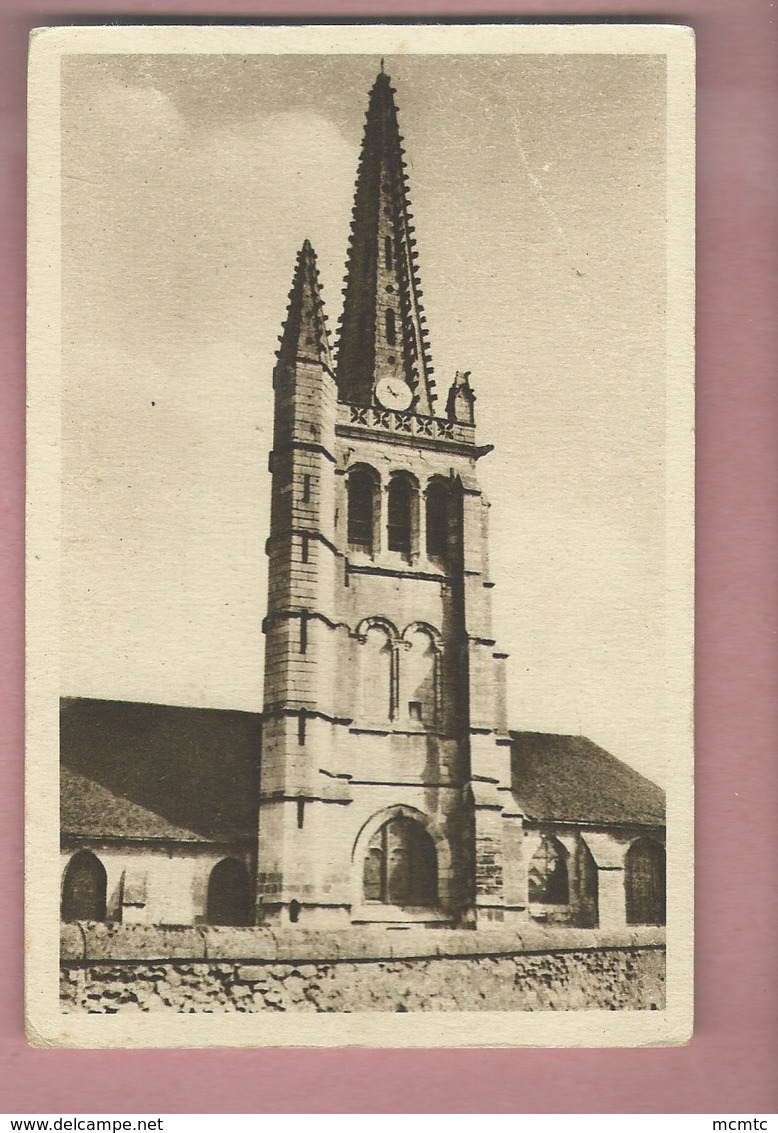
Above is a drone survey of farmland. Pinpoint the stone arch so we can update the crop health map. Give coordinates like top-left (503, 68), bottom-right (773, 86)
top-left (352, 805), bottom-right (451, 912)
top-left (400, 621), bottom-right (442, 726)
top-left (400, 620), bottom-right (443, 649)
top-left (61, 850), bottom-right (107, 922)
top-left (625, 838), bottom-right (666, 925)
top-left (354, 617), bottom-right (398, 723)
top-left (205, 857), bottom-right (254, 926)
top-left (355, 615), bottom-right (400, 644)
top-left (346, 463), bottom-right (381, 554)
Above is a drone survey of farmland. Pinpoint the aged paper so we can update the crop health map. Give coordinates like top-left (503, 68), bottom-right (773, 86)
top-left (26, 23), bottom-right (694, 1048)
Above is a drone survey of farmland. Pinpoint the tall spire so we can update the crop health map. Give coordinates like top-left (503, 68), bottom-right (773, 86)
top-left (276, 239), bottom-right (334, 377)
top-left (336, 70), bottom-right (436, 415)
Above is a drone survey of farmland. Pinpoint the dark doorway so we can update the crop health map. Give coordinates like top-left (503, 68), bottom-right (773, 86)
top-left (206, 858), bottom-right (254, 926)
top-left (61, 850), bottom-right (107, 922)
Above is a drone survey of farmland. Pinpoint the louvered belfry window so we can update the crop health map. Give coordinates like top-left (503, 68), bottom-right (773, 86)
top-left (387, 475), bottom-right (413, 555)
top-left (347, 467), bottom-right (376, 553)
top-left (426, 479), bottom-right (450, 560)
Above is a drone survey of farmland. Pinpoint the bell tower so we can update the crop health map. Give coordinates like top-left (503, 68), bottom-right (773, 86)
top-left (258, 69), bottom-right (525, 930)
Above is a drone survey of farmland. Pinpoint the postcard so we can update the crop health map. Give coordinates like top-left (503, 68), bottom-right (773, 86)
top-left (26, 22), bottom-right (694, 1047)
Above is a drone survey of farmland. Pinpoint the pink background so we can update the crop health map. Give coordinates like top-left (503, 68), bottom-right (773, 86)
top-left (2, 0), bottom-right (776, 1114)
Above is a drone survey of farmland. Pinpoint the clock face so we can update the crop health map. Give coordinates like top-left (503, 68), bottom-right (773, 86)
top-left (375, 376), bottom-right (412, 411)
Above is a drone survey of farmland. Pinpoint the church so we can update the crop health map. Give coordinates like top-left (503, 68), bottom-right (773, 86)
top-left (60, 70), bottom-right (666, 936)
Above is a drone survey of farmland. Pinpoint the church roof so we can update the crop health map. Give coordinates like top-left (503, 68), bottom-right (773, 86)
top-left (510, 732), bottom-right (666, 827)
top-left (61, 765), bottom-right (211, 843)
top-left (275, 239), bottom-right (334, 378)
top-left (336, 69), bottom-right (436, 415)
top-left (60, 698), bottom-right (261, 844)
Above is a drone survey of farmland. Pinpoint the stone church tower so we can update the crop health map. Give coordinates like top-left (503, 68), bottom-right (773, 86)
top-left (258, 70), bottom-right (524, 929)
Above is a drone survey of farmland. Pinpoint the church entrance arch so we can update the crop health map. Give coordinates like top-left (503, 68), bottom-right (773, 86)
top-left (354, 806), bottom-right (446, 913)
top-left (206, 857), bottom-right (254, 926)
top-left (363, 815), bottom-right (438, 907)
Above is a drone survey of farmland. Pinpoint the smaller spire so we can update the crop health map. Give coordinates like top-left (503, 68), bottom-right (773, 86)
top-left (446, 371), bottom-right (476, 426)
top-left (275, 240), bottom-right (334, 377)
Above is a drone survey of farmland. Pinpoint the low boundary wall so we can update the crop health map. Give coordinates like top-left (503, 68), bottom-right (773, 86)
top-left (61, 924), bottom-right (666, 1013)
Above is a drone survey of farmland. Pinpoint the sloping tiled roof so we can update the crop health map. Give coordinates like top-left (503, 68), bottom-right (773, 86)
top-left (510, 732), bottom-right (665, 826)
top-left (60, 698), bottom-right (262, 843)
top-left (61, 765), bottom-right (210, 842)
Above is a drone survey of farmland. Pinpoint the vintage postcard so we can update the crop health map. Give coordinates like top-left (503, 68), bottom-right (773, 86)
top-left (26, 23), bottom-right (694, 1048)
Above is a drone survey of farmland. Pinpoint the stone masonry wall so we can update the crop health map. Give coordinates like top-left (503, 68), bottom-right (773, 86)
top-left (61, 924), bottom-right (665, 1014)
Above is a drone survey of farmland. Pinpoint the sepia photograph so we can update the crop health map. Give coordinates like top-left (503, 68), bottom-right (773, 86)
top-left (26, 23), bottom-right (694, 1047)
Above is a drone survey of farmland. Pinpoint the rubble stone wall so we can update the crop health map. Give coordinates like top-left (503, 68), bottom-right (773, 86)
top-left (60, 924), bottom-right (665, 1013)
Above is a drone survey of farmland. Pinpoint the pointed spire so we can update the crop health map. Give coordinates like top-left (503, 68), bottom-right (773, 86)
top-left (275, 240), bottom-right (334, 377)
top-left (336, 70), bottom-right (436, 415)
top-left (446, 370), bottom-right (476, 426)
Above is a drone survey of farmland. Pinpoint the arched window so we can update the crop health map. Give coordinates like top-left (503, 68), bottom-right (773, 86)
top-left (625, 839), bottom-right (666, 925)
top-left (425, 478), bottom-right (451, 560)
top-left (403, 627), bottom-right (438, 726)
top-left (61, 850), bottom-right (107, 922)
top-left (362, 816), bottom-right (438, 907)
top-left (347, 466), bottom-right (378, 554)
top-left (359, 623), bottom-right (394, 723)
top-left (206, 858), bottom-right (254, 926)
top-left (387, 473), bottom-right (416, 557)
top-left (528, 837), bottom-right (569, 905)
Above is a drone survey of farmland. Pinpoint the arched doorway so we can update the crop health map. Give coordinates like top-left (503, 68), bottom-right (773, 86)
top-left (61, 850), bottom-right (107, 922)
top-left (206, 858), bottom-right (254, 926)
top-left (363, 815), bottom-right (438, 908)
top-left (625, 839), bottom-right (666, 925)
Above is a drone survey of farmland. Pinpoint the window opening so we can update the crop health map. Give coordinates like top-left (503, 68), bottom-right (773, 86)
top-left (296, 798), bottom-right (305, 830)
top-left (347, 468), bottom-right (375, 553)
top-left (301, 533), bottom-right (310, 563)
top-left (528, 837), bottom-right (569, 905)
top-left (302, 474), bottom-right (311, 502)
top-left (387, 476), bottom-right (413, 555)
top-left (289, 900), bottom-right (301, 924)
top-left (299, 614), bottom-right (308, 654)
top-left (362, 816), bottom-right (438, 907)
top-left (426, 480), bottom-right (450, 560)
top-left (408, 701), bottom-right (422, 721)
top-left (385, 308), bottom-right (396, 346)
top-left (297, 711), bottom-right (307, 746)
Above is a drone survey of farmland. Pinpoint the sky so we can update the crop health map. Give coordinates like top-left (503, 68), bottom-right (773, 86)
top-left (60, 51), bottom-right (670, 785)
